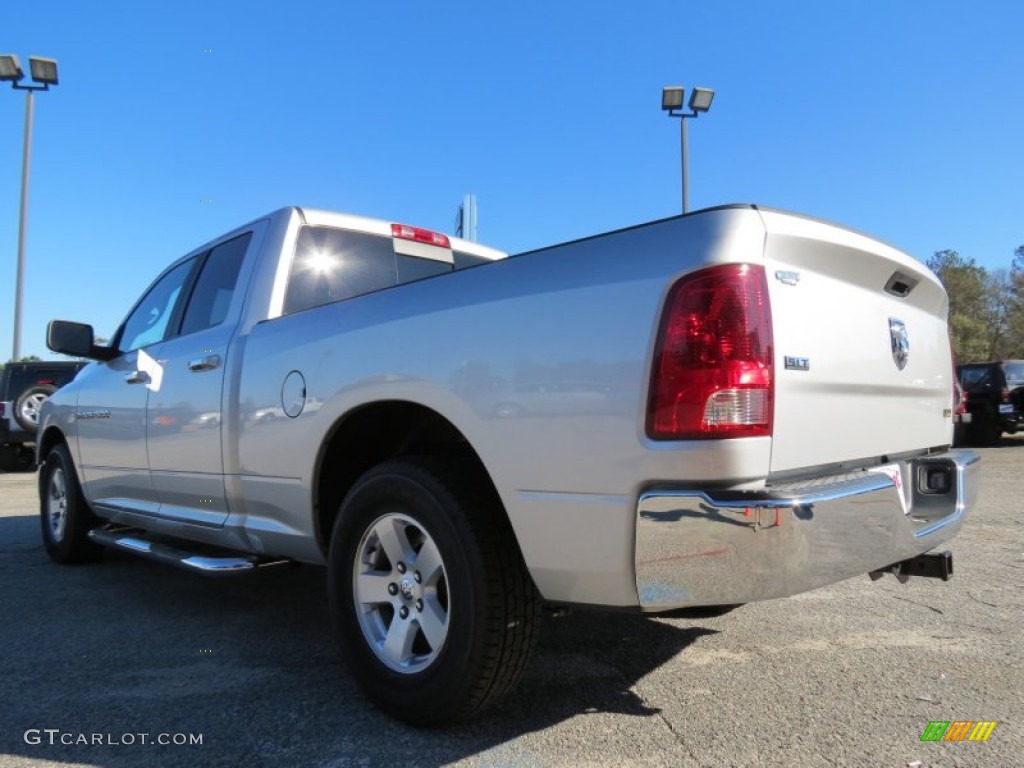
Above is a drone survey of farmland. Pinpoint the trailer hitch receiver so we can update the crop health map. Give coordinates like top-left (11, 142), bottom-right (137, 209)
top-left (869, 550), bottom-right (953, 584)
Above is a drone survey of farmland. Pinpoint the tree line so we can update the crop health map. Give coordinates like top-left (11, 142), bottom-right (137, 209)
top-left (928, 245), bottom-right (1024, 364)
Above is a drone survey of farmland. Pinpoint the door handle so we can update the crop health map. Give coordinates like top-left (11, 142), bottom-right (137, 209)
top-left (124, 370), bottom-right (149, 384)
top-left (188, 355), bottom-right (220, 372)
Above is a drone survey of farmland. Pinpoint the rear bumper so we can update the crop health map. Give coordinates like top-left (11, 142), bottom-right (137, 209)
top-left (634, 450), bottom-right (979, 610)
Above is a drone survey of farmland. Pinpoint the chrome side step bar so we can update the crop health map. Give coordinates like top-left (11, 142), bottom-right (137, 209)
top-left (88, 525), bottom-right (290, 575)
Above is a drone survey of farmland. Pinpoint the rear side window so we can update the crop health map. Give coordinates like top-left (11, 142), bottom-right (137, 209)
top-left (1003, 363), bottom-right (1024, 385)
top-left (180, 233), bottom-right (252, 336)
top-left (284, 228), bottom-right (397, 314)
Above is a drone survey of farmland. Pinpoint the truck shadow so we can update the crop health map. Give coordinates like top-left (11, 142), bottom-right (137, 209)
top-left (0, 513), bottom-right (715, 767)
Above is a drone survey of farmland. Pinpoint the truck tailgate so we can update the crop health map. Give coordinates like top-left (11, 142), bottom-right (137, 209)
top-left (758, 209), bottom-right (953, 475)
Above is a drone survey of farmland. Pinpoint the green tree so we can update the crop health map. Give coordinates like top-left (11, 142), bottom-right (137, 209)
top-left (982, 268), bottom-right (1015, 359)
top-left (1003, 245), bottom-right (1024, 357)
top-left (927, 250), bottom-right (991, 362)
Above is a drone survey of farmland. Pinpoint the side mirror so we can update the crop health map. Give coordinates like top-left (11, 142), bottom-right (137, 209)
top-left (47, 320), bottom-right (117, 361)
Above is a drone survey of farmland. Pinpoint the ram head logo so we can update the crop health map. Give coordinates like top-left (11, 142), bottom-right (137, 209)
top-left (889, 318), bottom-right (909, 371)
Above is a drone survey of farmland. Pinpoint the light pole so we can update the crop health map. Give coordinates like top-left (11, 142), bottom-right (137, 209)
top-left (662, 85), bottom-right (714, 214)
top-left (0, 54), bottom-right (59, 362)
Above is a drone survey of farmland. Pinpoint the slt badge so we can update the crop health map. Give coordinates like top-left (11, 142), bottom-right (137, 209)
top-left (889, 318), bottom-right (909, 370)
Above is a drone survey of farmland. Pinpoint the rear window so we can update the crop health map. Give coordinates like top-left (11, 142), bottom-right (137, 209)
top-left (397, 254), bottom-right (451, 283)
top-left (959, 366), bottom-right (995, 389)
top-left (284, 228), bottom-right (397, 315)
top-left (454, 250), bottom-right (493, 269)
top-left (283, 226), bottom-right (462, 315)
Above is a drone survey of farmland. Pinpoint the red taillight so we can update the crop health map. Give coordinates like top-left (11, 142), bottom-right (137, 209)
top-left (1001, 387), bottom-right (1011, 403)
top-left (953, 381), bottom-right (967, 415)
top-left (391, 223), bottom-right (450, 249)
top-left (950, 341), bottom-right (965, 414)
top-left (647, 264), bottom-right (773, 440)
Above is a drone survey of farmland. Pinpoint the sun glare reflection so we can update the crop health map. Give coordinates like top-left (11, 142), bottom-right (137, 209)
top-left (306, 249), bottom-right (339, 275)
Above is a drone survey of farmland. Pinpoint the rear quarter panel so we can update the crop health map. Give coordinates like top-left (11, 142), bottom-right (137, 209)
top-left (234, 208), bottom-right (770, 605)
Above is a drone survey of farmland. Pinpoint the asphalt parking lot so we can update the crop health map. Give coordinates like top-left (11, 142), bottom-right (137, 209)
top-left (1, 442), bottom-right (1021, 768)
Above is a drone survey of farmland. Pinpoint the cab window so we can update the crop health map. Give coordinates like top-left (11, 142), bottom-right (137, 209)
top-left (118, 258), bottom-right (196, 352)
top-left (180, 233), bottom-right (252, 335)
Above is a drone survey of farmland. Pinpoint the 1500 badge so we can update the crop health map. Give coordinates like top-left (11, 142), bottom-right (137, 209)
top-left (76, 410), bottom-right (111, 420)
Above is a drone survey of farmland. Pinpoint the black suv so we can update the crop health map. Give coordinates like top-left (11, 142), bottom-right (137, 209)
top-left (0, 361), bottom-right (86, 471)
top-left (956, 360), bottom-right (1024, 445)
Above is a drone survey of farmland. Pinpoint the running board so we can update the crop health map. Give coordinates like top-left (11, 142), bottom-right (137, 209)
top-left (88, 526), bottom-right (290, 575)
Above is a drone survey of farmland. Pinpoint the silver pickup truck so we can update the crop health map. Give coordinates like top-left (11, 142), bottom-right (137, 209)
top-left (39, 205), bottom-right (979, 724)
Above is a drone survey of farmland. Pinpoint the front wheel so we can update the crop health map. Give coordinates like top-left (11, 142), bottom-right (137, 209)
top-left (39, 443), bottom-right (102, 564)
top-left (328, 458), bottom-right (540, 725)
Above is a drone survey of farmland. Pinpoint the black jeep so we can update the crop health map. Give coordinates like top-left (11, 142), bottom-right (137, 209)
top-left (955, 360), bottom-right (1024, 446)
top-left (0, 361), bottom-right (87, 471)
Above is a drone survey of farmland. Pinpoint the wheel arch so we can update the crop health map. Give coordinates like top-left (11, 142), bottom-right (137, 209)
top-left (312, 400), bottom-right (512, 558)
top-left (37, 426), bottom-right (68, 466)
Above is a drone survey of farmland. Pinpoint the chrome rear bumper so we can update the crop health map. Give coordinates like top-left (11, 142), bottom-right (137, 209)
top-left (634, 450), bottom-right (980, 610)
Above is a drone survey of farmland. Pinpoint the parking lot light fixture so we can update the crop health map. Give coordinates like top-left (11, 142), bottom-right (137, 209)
top-left (28, 57), bottom-right (59, 86)
top-left (689, 87), bottom-right (714, 112)
top-left (3, 53), bottom-right (59, 361)
top-left (0, 54), bottom-right (25, 82)
top-left (662, 83), bottom-right (715, 214)
top-left (661, 86), bottom-right (684, 112)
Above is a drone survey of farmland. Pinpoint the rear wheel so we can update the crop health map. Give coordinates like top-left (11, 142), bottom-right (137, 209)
top-left (39, 443), bottom-right (102, 563)
top-left (0, 444), bottom-right (35, 472)
top-left (970, 411), bottom-right (1002, 446)
top-left (328, 457), bottom-right (540, 725)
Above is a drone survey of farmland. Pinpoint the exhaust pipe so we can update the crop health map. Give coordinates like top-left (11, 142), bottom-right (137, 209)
top-left (869, 550), bottom-right (953, 584)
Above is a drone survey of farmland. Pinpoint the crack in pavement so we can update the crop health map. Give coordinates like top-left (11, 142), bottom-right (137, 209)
top-left (890, 595), bottom-right (944, 614)
top-left (965, 591), bottom-right (1000, 608)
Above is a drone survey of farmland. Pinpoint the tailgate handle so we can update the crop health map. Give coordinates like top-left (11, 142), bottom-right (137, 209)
top-left (885, 271), bottom-right (919, 298)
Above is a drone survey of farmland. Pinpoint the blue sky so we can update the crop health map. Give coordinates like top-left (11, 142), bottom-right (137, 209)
top-left (2, 0), bottom-right (1022, 359)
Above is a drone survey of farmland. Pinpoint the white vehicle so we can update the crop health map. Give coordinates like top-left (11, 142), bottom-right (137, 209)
top-left (39, 205), bottom-right (978, 724)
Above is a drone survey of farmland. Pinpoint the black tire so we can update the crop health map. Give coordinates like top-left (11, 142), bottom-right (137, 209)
top-left (15, 384), bottom-right (58, 433)
top-left (0, 444), bottom-right (35, 472)
top-left (965, 410), bottom-right (997, 447)
top-left (328, 457), bottom-right (540, 725)
top-left (974, 412), bottom-right (1002, 446)
top-left (39, 443), bottom-right (103, 564)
